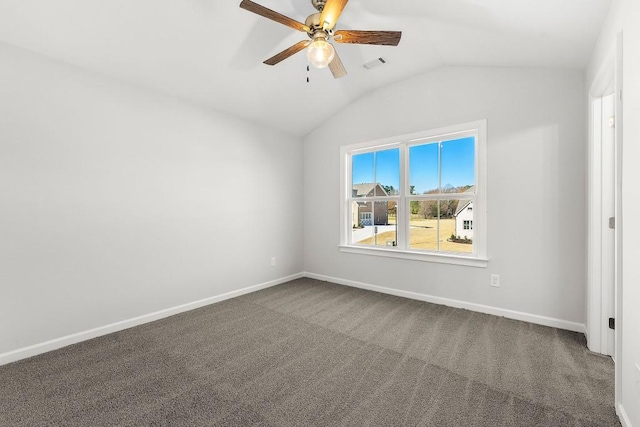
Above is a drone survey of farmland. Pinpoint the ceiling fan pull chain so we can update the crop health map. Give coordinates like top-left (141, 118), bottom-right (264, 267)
top-left (307, 64), bottom-right (310, 83)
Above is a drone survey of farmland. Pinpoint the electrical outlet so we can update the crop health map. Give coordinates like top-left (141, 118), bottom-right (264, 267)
top-left (490, 274), bottom-right (500, 288)
top-left (271, 257), bottom-right (276, 267)
top-left (635, 364), bottom-right (640, 397)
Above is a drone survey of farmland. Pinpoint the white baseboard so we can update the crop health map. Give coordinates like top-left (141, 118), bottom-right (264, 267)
top-left (618, 403), bottom-right (632, 427)
top-left (0, 271), bottom-right (589, 366)
top-left (0, 273), bottom-right (303, 367)
top-left (304, 272), bottom-right (586, 334)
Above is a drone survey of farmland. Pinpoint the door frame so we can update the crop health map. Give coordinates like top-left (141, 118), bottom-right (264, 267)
top-left (586, 32), bottom-right (623, 407)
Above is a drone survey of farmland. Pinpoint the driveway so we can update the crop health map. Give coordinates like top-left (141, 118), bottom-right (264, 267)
top-left (351, 225), bottom-right (397, 243)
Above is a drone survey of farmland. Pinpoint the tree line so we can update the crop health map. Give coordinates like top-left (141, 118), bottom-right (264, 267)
top-left (380, 184), bottom-right (472, 219)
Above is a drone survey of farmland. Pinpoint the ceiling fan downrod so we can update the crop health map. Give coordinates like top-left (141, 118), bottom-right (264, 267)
top-left (311, 0), bottom-right (326, 12)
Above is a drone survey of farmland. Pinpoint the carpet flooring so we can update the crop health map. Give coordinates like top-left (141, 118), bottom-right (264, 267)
top-left (0, 278), bottom-right (620, 426)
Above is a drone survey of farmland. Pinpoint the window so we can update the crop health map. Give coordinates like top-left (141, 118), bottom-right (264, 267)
top-left (340, 120), bottom-right (487, 267)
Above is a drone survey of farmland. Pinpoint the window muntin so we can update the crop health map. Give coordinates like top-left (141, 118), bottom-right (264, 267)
top-left (341, 120), bottom-right (487, 265)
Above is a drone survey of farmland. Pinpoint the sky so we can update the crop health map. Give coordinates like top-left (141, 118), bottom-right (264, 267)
top-left (352, 137), bottom-right (475, 194)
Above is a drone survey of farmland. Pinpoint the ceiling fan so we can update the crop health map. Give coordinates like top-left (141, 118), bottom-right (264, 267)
top-left (239, 0), bottom-right (402, 79)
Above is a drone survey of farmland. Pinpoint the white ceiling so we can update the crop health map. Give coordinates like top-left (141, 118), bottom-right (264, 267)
top-left (0, 0), bottom-right (612, 136)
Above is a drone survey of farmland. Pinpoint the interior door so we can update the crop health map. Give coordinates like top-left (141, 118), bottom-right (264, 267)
top-left (601, 92), bottom-right (616, 358)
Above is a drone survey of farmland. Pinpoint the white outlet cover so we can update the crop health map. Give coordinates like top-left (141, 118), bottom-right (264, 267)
top-left (491, 274), bottom-right (500, 287)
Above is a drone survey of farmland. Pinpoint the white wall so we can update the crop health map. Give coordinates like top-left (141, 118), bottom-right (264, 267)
top-left (0, 42), bottom-right (303, 357)
top-left (588, 0), bottom-right (640, 424)
top-left (304, 66), bottom-right (586, 326)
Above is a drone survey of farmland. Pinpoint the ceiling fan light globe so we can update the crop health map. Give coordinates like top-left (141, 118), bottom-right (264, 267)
top-left (307, 40), bottom-right (335, 68)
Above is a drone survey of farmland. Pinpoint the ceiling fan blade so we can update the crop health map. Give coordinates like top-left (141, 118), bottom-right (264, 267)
top-left (334, 30), bottom-right (402, 46)
top-left (264, 40), bottom-right (311, 66)
top-left (240, 0), bottom-right (310, 33)
top-left (328, 49), bottom-right (347, 79)
top-left (320, 0), bottom-right (349, 30)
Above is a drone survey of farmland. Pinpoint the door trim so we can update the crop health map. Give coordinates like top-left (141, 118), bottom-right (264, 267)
top-left (586, 31), bottom-right (623, 408)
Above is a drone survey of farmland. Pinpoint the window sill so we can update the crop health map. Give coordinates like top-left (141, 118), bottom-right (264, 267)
top-left (338, 245), bottom-right (489, 268)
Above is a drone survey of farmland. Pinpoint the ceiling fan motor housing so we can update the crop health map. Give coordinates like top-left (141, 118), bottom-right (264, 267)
top-left (305, 13), bottom-right (333, 37)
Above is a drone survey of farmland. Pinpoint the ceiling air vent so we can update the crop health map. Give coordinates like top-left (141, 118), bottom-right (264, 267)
top-left (363, 57), bottom-right (387, 70)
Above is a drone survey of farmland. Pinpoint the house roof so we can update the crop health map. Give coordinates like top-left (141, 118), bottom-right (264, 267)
top-left (353, 183), bottom-right (388, 197)
top-left (455, 200), bottom-right (473, 217)
top-left (453, 186), bottom-right (475, 216)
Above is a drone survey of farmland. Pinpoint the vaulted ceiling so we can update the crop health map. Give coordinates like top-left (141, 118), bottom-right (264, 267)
top-left (0, 0), bottom-right (612, 136)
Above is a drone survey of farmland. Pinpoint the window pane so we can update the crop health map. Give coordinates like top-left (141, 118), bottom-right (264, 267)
top-left (351, 200), bottom-right (372, 244)
top-left (388, 201), bottom-right (398, 226)
top-left (440, 199), bottom-right (474, 254)
top-left (375, 148), bottom-right (400, 196)
top-left (351, 201), bottom-right (396, 246)
top-left (441, 137), bottom-right (475, 194)
top-left (374, 201), bottom-right (397, 246)
top-left (409, 199), bottom-right (438, 251)
top-left (352, 152), bottom-right (374, 198)
top-left (409, 143), bottom-right (439, 195)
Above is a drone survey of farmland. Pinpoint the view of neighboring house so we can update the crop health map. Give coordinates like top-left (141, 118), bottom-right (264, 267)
top-left (453, 186), bottom-right (475, 239)
top-left (454, 200), bottom-right (473, 239)
top-left (352, 183), bottom-right (389, 227)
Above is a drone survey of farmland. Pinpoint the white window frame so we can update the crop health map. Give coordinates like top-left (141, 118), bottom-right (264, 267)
top-left (339, 120), bottom-right (488, 268)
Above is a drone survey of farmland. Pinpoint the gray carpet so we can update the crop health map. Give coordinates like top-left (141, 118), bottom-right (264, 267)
top-left (0, 278), bottom-right (620, 426)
